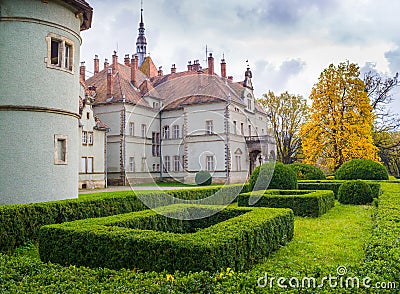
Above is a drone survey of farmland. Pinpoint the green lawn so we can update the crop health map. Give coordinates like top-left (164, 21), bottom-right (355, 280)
top-left (0, 182), bottom-right (398, 293)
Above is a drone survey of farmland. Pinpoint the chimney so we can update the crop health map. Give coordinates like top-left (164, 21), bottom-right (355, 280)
top-left (112, 51), bottom-right (118, 74)
top-left (193, 60), bottom-right (200, 72)
top-left (107, 68), bottom-right (113, 98)
top-left (131, 54), bottom-right (138, 88)
top-left (187, 61), bottom-right (193, 71)
top-left (79, 61), bottom-right (85, 81)
top-left (158, 66), bottom-right (163, 76)
top-left (94, 55), bottom-right (99, 74)
top-left (171, 64), bottom-right (176, 74)
top-left (228, 76), bottom-right (233, 82)
top-left (104, 58), bottom-right (109, 70)
top-left (220, 58), bottom-right (226, 78)
top-left (208, 53), bottom-right (214, 75)
top-left (124, 54), bottom-right (130, 66)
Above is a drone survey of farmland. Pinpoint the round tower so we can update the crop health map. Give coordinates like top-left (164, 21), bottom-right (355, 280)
top-left (0, 0), bottom-right (93, 204)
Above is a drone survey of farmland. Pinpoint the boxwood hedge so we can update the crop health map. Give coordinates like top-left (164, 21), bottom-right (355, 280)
top-left (298, 180), bottom-right (381, 199)
top-left (238, 190), bottom-right (335, 217)
top-left (39, 205), bottom-right (294, 272)
top-left (0, 184), bottom-right (247, 253)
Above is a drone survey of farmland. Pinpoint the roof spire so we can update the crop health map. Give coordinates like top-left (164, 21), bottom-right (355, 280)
top-left (136, 0), bottom-right (147, 67)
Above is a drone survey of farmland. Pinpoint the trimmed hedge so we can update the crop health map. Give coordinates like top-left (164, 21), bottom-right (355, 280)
top-left (298, 180), bottom-right (381, 199)
top-left (0, 184), bottom-right (248, 253)
top-left (39, 205), bottom-right (294, 272)
top-left (358, 182), bottom-right (400, 283)
top-left (195, 170), bottom-right (212, 185)
top-left (238, 190), bottom-right (335, 217)
top-left (288, 163), bottom-right (326, 180)
top-left (249, 162), bottom-right (297, 191)
top-left (338, 180), bottom-right (373, 205)
top-left (335, 159), bottom-right (389, 180)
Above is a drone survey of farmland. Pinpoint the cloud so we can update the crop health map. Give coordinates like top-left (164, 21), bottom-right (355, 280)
top-left (255, 58), bottom-right (306, 92)
top-left (385, 48), bottom-right (400, 75)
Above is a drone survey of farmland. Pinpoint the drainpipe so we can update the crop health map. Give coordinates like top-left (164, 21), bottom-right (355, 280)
top-left (159, 109), bottom-right (163, 181)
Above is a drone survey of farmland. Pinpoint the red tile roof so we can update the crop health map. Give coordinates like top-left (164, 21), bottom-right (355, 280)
top-left (139, 56), bottom-right (158, 78)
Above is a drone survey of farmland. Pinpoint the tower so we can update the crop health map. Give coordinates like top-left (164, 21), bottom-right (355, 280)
top-left (0, 0), bottom-right (92, 204)
top-left (136, 1), bottom-right (147, 67)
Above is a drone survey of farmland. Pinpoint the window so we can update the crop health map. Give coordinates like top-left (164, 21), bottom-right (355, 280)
top-left (164, 156), bottom-right (170, 172)
top-left (54, 134), bottom-right (67, 164)
top-left (141, 124), bottom-right (147, 138)
top-left (86, 112), bottom-right (90, 120)
top-left (233, 121), bottom-right (237, 135)
top-left (82, 131), bottom-right (87, 145)
top-left (240, 123), bottom-right (244, 135)
top-left (46, 33), bottom-right (74, 72)
top-left (206, 120), bottom-right (213, 135)
top-left (173, 125), bottom-right (180, 139)
top-left (141, 157), bottom-right (146, 172)
top-left (163, 125), bottom-right (170, 139)
top-left (81, 157), bottom-right (93, 173)
top-left (247, 99), bottom-right (252, 110)
top-left (248, 125), bottom-right (252, 136)
top-left (129, 122), bottom-right (135, 136)
top-left (235, 155), bottom-right (241, 171)
top-left (152, 132), bottom-right (160, 156)
top-left (206, 155), bottom-right (215, 171)
top-left (88, 132), bottom-right (93, 145)
top-left (153, 102), bottom-right (159, 109)
top-left (129, 157), bottom-right (135, 172)
top-left (173, 155), bottom-right (181, 172)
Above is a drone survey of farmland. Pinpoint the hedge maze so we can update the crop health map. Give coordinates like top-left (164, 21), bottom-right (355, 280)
top-left (39, 205), bottom-right (294, 272)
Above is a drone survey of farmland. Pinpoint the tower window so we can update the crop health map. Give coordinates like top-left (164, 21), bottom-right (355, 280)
top-left (54, 134), bottom-right (67, 165)
top-left (46, 33), bottom-right (74, 72)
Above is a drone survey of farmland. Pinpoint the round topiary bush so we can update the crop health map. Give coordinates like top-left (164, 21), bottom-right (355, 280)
top-left (335, 159), bottom-right (389, 180)
top-left (337, 180), bottom-right (373, 205)
top-left (249, 162), bottom-right (297, 191)
top-left (195, 170), bottom-right (212, 186)
top-left (288, 163), bottom-right (326, 180)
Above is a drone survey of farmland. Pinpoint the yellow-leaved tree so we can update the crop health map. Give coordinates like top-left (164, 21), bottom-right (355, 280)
top-left (300, 61), bottom-right (379, 172)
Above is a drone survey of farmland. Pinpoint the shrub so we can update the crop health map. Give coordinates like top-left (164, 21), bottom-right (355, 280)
top-left (195, 170), bottom-right (212, 186)
top-left (335, 159), bottom-right (389, 180)
top-left (39, 205), bottom-right (294, 272)
top-left (238, 190), bottom-right (335, 217)
top-left (337, 180), bottom-right (373, 205)
top-left (249, 162), bottom-right (297, 191)
top-left (298, 180), bottom-right (381, 199)
top-left (288, 163), bottom-right (326, 180)
top-left (0, 184), bottom-right (247, 253)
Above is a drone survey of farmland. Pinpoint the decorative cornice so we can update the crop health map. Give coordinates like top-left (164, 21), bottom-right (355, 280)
top-left (0, 105), bottom-right (80, 119)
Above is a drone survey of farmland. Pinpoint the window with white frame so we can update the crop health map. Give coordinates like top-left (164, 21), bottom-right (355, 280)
top-left (81, 156), bottom-right (93, 173)
top-left (141, 157), bottom-right (146, 172)
top-left (129, 122), bottom-right (135, 136)
top-left (240, 122), bottom-right (244, 135)
top-left (46, 33), bottom-right (74, 72)
top-left (206, 120), bottom-right (213, 135)
top-left (129, 157), bottom-right (135, 172)
top-left (141, 124), bottom-right (147, 138)
top-left (173, 125), bottom-right (179, 139)
top-left (152, 132), bottom-right (160, 157)
top-left (235, 155), bottom-right (241, 171)
top-left (164, 155), bottom-right (170, 172)
top-left (163, 125), bottom-right (170, 139)
top-left (248, 125), bottom-right (252, 136)
top-left (206, 155), bottom-right (215, 171)
top-left (88, 132), bottom-right (93, 145)
top-left (173, 155), bottom-right (180, 172)
top-left (233, 121), bottom-right (237, 135)
top-left (82, 131), bottom-right (87, 145)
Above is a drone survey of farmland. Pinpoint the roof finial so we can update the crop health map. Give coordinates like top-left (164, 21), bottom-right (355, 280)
top-left (141, 0), bottom-right (144, 23)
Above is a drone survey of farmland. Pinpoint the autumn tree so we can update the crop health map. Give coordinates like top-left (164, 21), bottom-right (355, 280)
top-left (300, 61), bottom-right (379, 172)
top-left (258, 91), bottom-right (308, 164)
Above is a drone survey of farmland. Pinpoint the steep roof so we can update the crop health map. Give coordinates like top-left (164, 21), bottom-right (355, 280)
top-left (62, 0), bottom-right (93, 30)
top-left (85, 62), bottom-right (149, 107)
top-left (139, 56), bottom-right (158, 78)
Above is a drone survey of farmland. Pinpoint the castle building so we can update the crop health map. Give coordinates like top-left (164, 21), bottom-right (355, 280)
top-left (83, 7), bottom-right (276, 185)
top-left (0, 0), bottom-right (93, 204)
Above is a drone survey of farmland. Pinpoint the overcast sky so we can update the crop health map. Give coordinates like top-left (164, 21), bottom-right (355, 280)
top-left (81, 0), bottom-right (400, 113)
